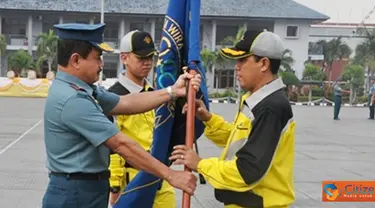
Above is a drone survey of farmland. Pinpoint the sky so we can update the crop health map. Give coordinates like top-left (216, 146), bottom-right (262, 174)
top-left (294, 0), bottom-right (375, 24)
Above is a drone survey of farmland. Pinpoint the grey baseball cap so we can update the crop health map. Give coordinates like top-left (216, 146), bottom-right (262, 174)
top-left (220, 29), bottom-right (285, 60)
top-left (119, 30), bottom-right (158, 57)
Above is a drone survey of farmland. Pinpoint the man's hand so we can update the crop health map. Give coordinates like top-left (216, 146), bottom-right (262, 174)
top-left (167, 170), bottom-right (197, 195)
top-left (169, 145), bottom-right (202, 172)
top-left (109, 192), bottom-right (120, 206)
top-left (171, 69), bottom-right (201, 98)
top-left (182, 99), bottom-right (212, 121)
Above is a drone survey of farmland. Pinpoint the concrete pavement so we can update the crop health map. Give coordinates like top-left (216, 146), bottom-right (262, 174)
top-left (0, 97), bottom-right (374, 207)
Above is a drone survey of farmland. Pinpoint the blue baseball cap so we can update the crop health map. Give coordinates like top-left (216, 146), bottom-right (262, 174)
top-left (54, 23), bottom-right (114, 52)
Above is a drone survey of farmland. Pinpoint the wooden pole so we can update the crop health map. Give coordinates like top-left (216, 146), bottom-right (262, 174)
top-left (182, 69), bottom-right (197, 208)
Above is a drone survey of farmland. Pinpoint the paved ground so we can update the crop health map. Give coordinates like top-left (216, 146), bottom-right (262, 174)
top-left (0, 97), bottom-right (375, 208)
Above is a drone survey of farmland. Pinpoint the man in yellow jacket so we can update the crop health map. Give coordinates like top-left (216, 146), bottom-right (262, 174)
top-left (170, 30), bottom-right (296, 208)
top-left (108, 30), bottom-right (175, 207)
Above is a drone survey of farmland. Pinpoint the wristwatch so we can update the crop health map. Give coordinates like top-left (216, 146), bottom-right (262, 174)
top-left (167, 86), bottom-right (177, 100)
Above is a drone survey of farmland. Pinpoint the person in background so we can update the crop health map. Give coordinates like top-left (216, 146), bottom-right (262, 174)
top-left (333, 81), bottom-right (350, 120)
top-left (368, 78), bottom-right (375, 119)
top-left (107, 30), bottom-right (175, 207)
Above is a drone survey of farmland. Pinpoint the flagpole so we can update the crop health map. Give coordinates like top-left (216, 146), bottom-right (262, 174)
top-left (183, 68), bottom-right (197, 208)
top-left (98, 0), bottom-right (104, 86)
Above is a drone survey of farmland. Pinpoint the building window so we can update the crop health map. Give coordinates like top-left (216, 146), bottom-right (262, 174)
top-left (216, 25), bottom-right (239, 45)
top-left (214, 69), bottom-right (234, 88)
top-left (308, 41), bottom-right (323, 55)
top-left (285, 25), bottom-right (299, 38)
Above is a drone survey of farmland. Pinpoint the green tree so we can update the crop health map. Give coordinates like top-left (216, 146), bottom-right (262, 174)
top-left (35, 29), bottom-right (58, 74)
top-left (302, 63), bottom-right (326, 102)
top-left (0, 34), bottom-right (6, 75)
top-left (302, 63), bottom-right (325, 81)
top-left (342, 64), bottom-right (365, 104)
top-left (279, 71), bottom-right (300, 86)
top-left (316, 37), bottom-right (352, 85)
top-left (221, 27), bottom-right (245, 45)
top-left (353, 28), bottom-right (375, 91)
top-left (200, 48), bottom-right (217, 73)
top-left (8, 49), bottom-right (35, 76)
top-left (280, 49), bottom-right (295, 72)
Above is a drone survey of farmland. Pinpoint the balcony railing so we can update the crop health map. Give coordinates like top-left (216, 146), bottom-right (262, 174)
top-left (4, 34), bottom-right (28, 46)
top-left (3, 34), bottom-right (41, 47)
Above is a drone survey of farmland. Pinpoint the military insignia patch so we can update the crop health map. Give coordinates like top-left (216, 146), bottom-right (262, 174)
top-left (144, 36), bottom-right (152, 44)
top-left (98, 43), bottom-right (114, 52)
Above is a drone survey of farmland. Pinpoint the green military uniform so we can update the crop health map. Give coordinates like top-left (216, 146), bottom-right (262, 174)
top-left (42, 23), bottom-right (121, 208)
top-left (333, 82), bottom-right (343, 120)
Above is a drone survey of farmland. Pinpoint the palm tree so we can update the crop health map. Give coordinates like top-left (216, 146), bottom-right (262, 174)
top-left (200, 48), bottom-right (217, 73)
top-left (0, 35), bottom-right (6, 76)
top-left (280, 49), bottom-right (295, 72)
top-left (317, 37), bottom-right (352, 86)
top-left (353, 28), bottom-right (375, 91)
top-left (221, 27), bottom-right (245, 46)
top-left (35, 29), bottom-right (58, 75)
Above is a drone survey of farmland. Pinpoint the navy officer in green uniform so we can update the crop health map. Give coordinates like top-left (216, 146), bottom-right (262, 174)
top-left (42, 23), bottom-right (200, 208)
top-left (333, 81), bottom-right (350, 120)
top-left (368, 78), bottom-right (375, 119)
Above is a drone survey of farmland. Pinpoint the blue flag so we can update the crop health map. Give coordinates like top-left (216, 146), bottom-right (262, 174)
top-left (113, 0), bottom-right (209, 207)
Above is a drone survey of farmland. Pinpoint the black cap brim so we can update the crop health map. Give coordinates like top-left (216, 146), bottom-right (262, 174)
top-left (133, 48), bottom-right (158, 58)
top-left (219, 47), bottom-right (252, 59)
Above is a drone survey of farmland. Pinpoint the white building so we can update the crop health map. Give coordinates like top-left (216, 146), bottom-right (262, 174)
top-left (296, 0), bottom-right (375, 60)
top-left (0, 0), bottom-right (328, 91)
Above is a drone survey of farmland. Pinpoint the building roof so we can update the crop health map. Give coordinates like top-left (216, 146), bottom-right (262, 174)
top-left (0, 0), bottom-right (329, 20)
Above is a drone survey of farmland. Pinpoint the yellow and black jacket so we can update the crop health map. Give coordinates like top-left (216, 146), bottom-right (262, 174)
top-left (197, 78), bottom-right (296, 208)
top-left (107, 75), bottom-right (155, 192)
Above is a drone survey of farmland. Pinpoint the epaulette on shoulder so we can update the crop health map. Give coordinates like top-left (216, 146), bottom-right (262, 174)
top-left (70, 84), bottom-right (85, 92)
top-left (70, 84), bottom-right (88, 96)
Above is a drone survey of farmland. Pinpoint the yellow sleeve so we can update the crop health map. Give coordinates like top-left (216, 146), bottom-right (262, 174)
top-left (109, 154), bottom-right (126, 190)
top-left (203, 113), bottom-right (233, 148)
top-left (108, 115), bottom-right (128, 191)
top-left (115, 115), bottom-right (128, 129)
top-left (197, 157), bottom-right (250, 192)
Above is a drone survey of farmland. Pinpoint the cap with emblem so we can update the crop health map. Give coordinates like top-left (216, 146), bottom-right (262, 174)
top-left (120, 30), bottom-right (158, 57)
top-left (53, 23), bottom-right (114, 52)
top-left (220, 29), bottom-right (285, 60)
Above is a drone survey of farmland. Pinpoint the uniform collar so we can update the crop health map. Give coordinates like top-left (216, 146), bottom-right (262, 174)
top-left (245, 78), bottom-right (285, 110)
top-left (118, 73), bottom-right (153, 93)
top-left (56, 70), bottom-right (94, 95)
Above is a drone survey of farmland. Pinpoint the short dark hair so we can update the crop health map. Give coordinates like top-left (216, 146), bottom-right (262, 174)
top-left (57, 39), bottom-right (94, 67)
top-left (253, 55), bottom-right (281, 75)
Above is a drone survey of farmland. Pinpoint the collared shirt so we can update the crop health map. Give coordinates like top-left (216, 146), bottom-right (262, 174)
top-left (109, 74), bottom-right (154, 150)
top-left (44, 71), bottom-right (120, 173)
top-left (118, 74), bottom-right (153, 93)
top-left (369, 84), bottom-right (375, 96)
top-left (334, 83), bottom-right (342, 96)
top-left (198, 78), bottom-right (296, 207)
